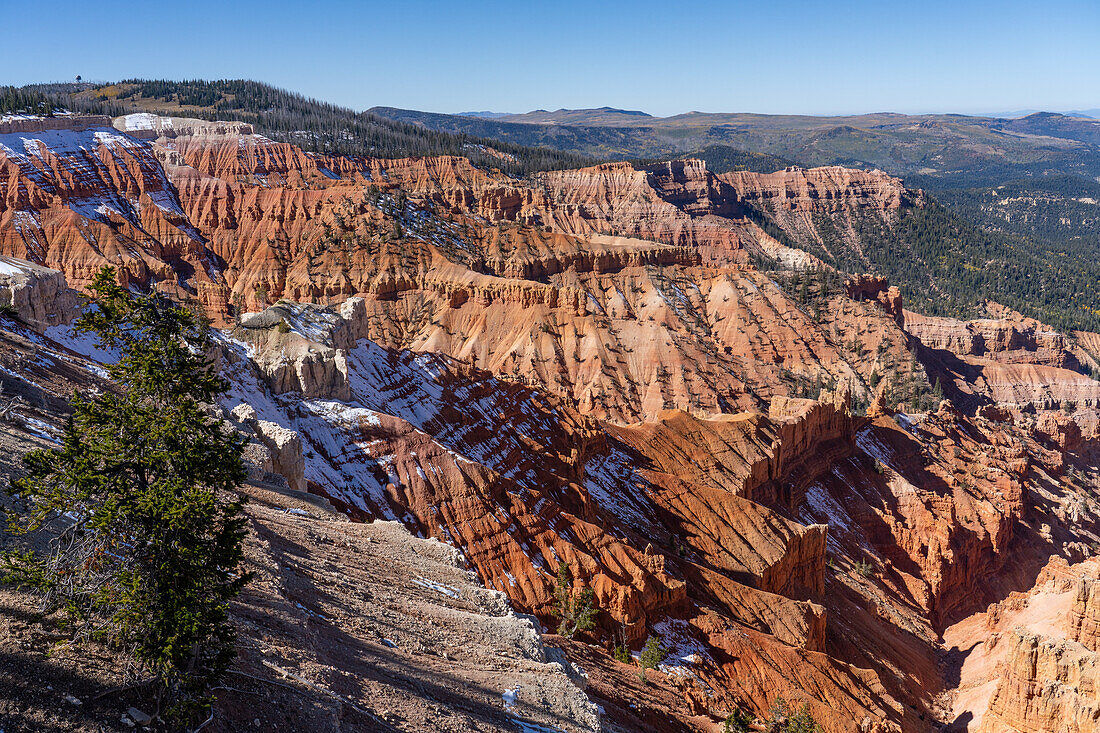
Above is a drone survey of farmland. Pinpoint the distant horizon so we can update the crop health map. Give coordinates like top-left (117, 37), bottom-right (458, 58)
top-left (7, 0), bottom-right (1099, 119)
top-left (10, 78), bottom-right (1100, 122)
top-left (449, 106), bottom-right (1100, 120)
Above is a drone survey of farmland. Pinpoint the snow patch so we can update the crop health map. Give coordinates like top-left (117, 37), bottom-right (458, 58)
top-left (411, 576), bottom-right (461, 599)
top-left (651, 618), bottom-right (712, 678)
top-left (802, 483), bottom-right (852, 532)
top-left (0, 258), bottom-right (31, 277)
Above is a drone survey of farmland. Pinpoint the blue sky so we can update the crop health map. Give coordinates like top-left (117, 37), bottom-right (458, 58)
top-left (6, 0), bottom-right (1099, 117)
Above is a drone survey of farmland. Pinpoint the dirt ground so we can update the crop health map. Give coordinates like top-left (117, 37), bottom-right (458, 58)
top-left (0, 467), bottom-right (601, 732)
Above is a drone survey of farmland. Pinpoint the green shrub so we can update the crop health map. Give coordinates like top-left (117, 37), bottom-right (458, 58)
top-left (725, 709), bottom-right (754, 733)
top-left (767, 698), bottom-right (820, 733)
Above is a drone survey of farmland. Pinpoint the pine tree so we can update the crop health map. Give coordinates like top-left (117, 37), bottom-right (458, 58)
top-left (552, 561), bottom-right (597, 638)
top-left (638, 634), bottom-right (668, 684)
top-left (766, 699), bottom-right (820, 733)
top-left (725, 709), bottom-right (754, 733)
top-left (2, 267), bottom-right (251, 722)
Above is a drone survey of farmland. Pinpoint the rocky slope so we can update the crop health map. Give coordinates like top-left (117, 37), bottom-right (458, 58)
top-left (721, 166), bottom-right (922, 262)
top-left (2, 114), bottom-right (1100, 731)
top-left (0, 255), bottom-right (79, 330)
top-left (0, 295), bottom-right (599, 733)
top-left (0, 115), bottom-right (934, 423)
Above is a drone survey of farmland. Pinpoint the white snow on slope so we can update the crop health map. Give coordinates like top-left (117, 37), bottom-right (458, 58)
top-left (119, 113), bottom-right (163, 131)
top-left (802, 482), bottom-right (853, 532)
top-left (0, 258), bottom-right (31, 277)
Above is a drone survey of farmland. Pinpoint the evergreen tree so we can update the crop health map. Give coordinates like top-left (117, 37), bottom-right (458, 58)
top-left (638, 634), bottom-right (668, 683)
top-left (1, 267), bottom-right (251, 722)
top-left (766, 699), bottom-right (820, 733)
top-left (552, 561), bottom-right (597, 638)
top-left (725, 709), bottom-right (754, 733)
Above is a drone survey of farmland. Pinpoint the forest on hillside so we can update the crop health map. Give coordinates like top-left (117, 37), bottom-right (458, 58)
top-left (0, 81), bottom-right (596, 176)
top-left (753, 196), bottom-right (1100, 333)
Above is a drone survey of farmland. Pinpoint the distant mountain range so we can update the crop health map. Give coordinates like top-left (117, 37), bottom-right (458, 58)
top-left (372, 105), bottom-right (1100, 189)
top-left (455, 110), bottom-right (513, 119)
top-left (462, 106), bottom-right (1100, 123)
top-left (977, 108), bottom-right (1100, 119)
top-left (457, 107), bottom-right (653, 122)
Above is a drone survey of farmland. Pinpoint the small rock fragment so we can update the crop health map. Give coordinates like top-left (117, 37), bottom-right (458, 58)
top-left (127, 707), bottom-right (153, 725)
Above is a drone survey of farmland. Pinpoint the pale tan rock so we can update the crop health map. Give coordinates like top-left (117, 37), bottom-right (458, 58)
top-left (1070, 577), bottom-right (1100, 652)
top-left (254, 420), bottom-right (305, 493)
top-left (980, 629), bottom-right (1100, 733)
top-left (0, 256), bottom-right (80, 331)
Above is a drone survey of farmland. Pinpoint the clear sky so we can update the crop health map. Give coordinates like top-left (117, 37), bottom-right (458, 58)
top-left (6, 0), bottom-right (1099, 117)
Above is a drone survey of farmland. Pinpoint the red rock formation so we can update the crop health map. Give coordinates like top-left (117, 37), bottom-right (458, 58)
top-left (529, 161), bottom-right (750, 261)
top-left (722, 166), bottom-right (916, 214)
top-left (209, 301), bottom-right (941, 730)
top-left (979, 630), bottom-right (1100, 733)
top-left (0, 116), bottom-right (227, 310)
top-left (905, 310), bottom-right (1073, 367)
top-left (845, 275), bottom-right (904, 327)
top-left (721, 166), bottom-right (922, 262)
top-left (1035, 411), bottom-right (1084, 451)
top-left (982, 362), bottom-right (1100, 410)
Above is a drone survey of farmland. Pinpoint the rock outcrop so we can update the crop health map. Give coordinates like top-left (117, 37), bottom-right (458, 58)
top-left (0, 256), bottom-right (79, 330)
top-left (1070, 577), bottom-right (1100, 652)
top-left (721, 166), bottom-right (922, 263)
top-left (979, 630), bottom-right (1100, 733)
top-left (846, 274), bottom-right (904, 327)
top-left (0, 117), bottom-right (227, 311)
top-left (722, 166), bottom-right (916, 215)
top-left (906, 310), bottom-right (1073, 367)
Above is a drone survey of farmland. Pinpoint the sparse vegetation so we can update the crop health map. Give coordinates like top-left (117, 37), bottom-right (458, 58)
top-left (766, 699), bottom-right (821, 733)
top-left (1, 80), bottom-right (597, 176)
top-left (612, 622), bottom-right (632, 663)
top-left (725, 709), bottom-right (755, 733)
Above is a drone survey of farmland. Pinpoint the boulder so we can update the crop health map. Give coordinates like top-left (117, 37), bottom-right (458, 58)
top-left (0, 257), bottom-right (80, 331)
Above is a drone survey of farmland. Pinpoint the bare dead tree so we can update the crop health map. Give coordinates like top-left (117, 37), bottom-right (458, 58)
top-left (0, 384), bottom-right (23, 422)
